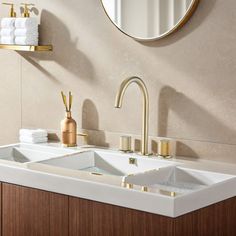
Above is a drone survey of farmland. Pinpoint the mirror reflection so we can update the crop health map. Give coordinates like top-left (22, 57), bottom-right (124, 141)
top-left (102, 0), bottom-right (196, 40)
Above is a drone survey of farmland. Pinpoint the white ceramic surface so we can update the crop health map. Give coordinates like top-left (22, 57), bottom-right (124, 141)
top-left (0, 143), bottom-right (235, 217)
top-left (38, 150), bottom-right (178, 176)
top-left (0, 143), bottom-right (79, 164)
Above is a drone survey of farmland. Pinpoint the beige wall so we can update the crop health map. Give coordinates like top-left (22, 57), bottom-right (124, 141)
top-left (0, 0), bottom-right (236, 162)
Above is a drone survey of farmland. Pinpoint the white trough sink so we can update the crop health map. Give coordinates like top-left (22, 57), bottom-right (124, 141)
top-left (37, 150), bottom-right (177, 176)
top-left (124, 166), bottom-right (234, 195)
top-left (31, 149), bottom-right (236, 217)
top-left (0, 143), bottom-right (78, 163)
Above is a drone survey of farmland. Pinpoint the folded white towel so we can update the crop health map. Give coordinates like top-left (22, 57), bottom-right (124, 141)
top-left (15, 36), bottom-right (38, 46)
top-left (19, 129), bottom-right (48, 138)
top-left (1, 18), bottom-right (15, 28)
top-left (15, 18), bottom-right (38, 29)
top-left (1, 36), bottom-right (14, 44)
top-left (14, 28), bottom-right (38, 37)
top-left (1, 28), bottom-right (15, 37)
top-left (20, 136), bottom-right (48, 144)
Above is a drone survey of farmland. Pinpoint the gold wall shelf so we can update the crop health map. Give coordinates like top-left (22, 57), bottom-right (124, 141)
top-left (0, 44), bottom-right (53, 52)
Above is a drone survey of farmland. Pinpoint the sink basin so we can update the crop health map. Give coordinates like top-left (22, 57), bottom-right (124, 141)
top-left (37, 150), bottom-right (177, 176)
top-left (124, 166), bottom-right (235, 195)
top-left (0, 143), bottom-right (78, 163)
top-left (24, 147), bottom-right (236, 217)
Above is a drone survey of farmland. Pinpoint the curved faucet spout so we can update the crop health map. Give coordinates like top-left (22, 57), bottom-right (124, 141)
top-left (114, 76), bottom-right (149, 155)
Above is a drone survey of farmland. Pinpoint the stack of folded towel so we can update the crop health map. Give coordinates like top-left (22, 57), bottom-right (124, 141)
top-left (0, 18), bottom-right (15, 44)
top-left (15, 18), bottom-right (38, 45)
top-left (19, 129), bottom-right (48, 144)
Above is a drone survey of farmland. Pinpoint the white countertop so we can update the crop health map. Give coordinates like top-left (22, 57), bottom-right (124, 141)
top-left (0, 143), bottom-right (235, 218)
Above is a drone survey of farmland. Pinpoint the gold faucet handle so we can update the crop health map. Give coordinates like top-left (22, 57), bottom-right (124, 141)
top-left (2, 3), bottom-right (16, 17)
top-left (158, 139), bottom-right (171, 158)
top-left (20, 3), bottom-right (35, 17)
top-left (77, 133), bottom-right (88, 145)
top-left (119, 136), bottom-right (132, 153)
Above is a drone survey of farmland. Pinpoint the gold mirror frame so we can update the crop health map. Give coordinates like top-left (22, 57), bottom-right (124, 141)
top-left (100, 0), bottom-right (200, 41)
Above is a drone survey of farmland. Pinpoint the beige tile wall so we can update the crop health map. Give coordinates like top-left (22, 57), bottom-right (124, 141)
top-left (0, 50), bottom-right (21, 144)
top-left (0, 0), bottom-right (235, 162)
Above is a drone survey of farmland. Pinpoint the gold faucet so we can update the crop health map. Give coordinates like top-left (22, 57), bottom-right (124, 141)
top-left (114, 76), bottom-right (150, 156)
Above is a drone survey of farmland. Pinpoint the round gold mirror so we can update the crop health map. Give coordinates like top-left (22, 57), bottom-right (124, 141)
top-left (101, 0), bottom-right (199, 41)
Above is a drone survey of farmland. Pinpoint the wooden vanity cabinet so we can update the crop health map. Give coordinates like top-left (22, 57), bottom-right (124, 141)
top-left (69, 196), bottom-right (174, 236)
top-left (69, 196), bottom-right (236, 236)
top-left (1, 182), bottom-right (236, 236)
top-left (1, 183), bottom-right (69, 236)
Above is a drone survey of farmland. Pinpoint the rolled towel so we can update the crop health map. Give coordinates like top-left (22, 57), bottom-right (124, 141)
top-left (20, 136), bottom-right (48, 144)
top-left (15, 18), bottom-right (38, 29)
top-left (1, 36), bottom-right (14, 44)
top-left (14, 28), bottom-right (38, 37)
top-left (19, 129), bottom-right (48, 138)
top-left (15, 36), bottom-right (38, 46)
top-left (1, 28), bottom-right (15, 37)
top-left (1, 18), bottom-right (15, 28)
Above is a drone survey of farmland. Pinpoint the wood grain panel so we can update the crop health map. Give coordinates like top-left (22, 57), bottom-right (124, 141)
top-left (2, 183), bottom-right (68, 236)
top-left (2, 183), bottom-right (50, 236)
top-left (0, 183), bottom-right (1, 236)
top-left (69, 197), bottom-right (174, 236)
top-left (174, 197), bottom-right (236, 236)
top-left (69, 196), bottom-right (236, 236)
top-left (49, 192), bottom-right (69, 236)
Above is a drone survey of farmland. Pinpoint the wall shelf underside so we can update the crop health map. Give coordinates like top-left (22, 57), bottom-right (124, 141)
top-left (0, 44), bottom-right (53, 52)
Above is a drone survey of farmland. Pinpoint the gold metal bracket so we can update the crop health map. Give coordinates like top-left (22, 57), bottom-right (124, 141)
top-left (0, 44), bottom-right (53, 52)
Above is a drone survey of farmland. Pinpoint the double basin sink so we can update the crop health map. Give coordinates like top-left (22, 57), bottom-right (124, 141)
top-left (0, 143), bottom-right (235, 217)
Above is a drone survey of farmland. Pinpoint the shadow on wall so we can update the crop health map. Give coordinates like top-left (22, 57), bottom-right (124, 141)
top-left (142, 0), bottom-right (216, 47)
top-left (175, 141), bottom-right (199, 159)
top-left (82, 99), bottom-right (109, 147)
top-left (20, 6), bottom-right (39, 16)
top-left (158, 86), bottom-right (236, 144)
top-left (19, 9), bottom-right (94, 82)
